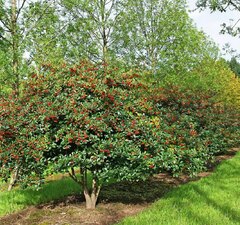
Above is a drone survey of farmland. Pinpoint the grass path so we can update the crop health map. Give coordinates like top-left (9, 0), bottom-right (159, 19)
top-left (119, 151), bottom-right (240, 225)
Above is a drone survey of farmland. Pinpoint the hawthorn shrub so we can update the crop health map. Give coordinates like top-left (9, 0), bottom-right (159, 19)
top-left (0, 94), bottom-right (49, 188)
top-left (149, 85), bottom-right (240, 175)
top-left (0, 62), bottom-right (164, 208)
top-left (0, 62), bottom-right (239, 208)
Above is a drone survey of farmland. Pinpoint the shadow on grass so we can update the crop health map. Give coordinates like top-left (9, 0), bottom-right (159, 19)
top-left (31, 177), bottom-right (175, 207)
top-left (0, 175), bottom-right (176, 218)
top-left (192, 185), bottom-right (240, 223)
top-left (99, 178), bottom-right (174, 204)
top-left (141, 155), bottom-right (240, 225)
top-left (2, 152), bottom-right (240, 219)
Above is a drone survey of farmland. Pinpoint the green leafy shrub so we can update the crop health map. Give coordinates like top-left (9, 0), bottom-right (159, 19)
top-left (148, 85), bottom-right (240, 175)
top-left (1, 62), bottom-right (239, 208)
top-left (0, 62), bottom-right (163, 208)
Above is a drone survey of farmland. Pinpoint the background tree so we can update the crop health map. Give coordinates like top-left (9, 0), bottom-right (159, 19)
top-left (112, 0), bottom-right (219, 77)
top-left (196, 0), bottom-right (240, 36)
top-left (0, 0), bottom-right (25, 94)
top-left (59, 0), bottom-right (124, 63)
top-left (0, 0), bottom-right (64, 96)
top-left (59, 0), bottom-right (219, 76)
top-left (22, 0), bottom-right (65, 67)
top-left (228, 57), bottom-right (240, 77)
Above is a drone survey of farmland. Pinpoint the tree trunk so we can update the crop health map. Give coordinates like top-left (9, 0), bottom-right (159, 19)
top-left (8, 0), bottom-right (20, 191)
top-left (8, 165), bottom-right (19, 191)
top-left (82, 170), bottom-right (101, 209)
top-left (11, 0), bottom-right (20, 95)
top-left (84, 189), bottom-right (99, 209)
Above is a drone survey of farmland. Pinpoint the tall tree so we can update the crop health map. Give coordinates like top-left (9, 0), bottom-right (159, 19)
top-left (115, 0), bottom-right (219, 77)
top-left (0, 0), bottom-right (63, 96)
top-left (59, 0), bottom-right (123, 63)
top-left (0, 0), bottom-right (24, 94)
top-left (59, 0), bottom-right (218, 75)
top-left (22, 0), bottom-right (64, 67)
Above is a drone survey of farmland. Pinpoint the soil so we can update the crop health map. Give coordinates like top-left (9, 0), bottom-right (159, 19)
top-left (0, 148), bottom-right (239, 225)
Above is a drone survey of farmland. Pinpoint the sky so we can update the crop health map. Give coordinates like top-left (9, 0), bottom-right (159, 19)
top-left (186, 1), bottom-right (239, 59)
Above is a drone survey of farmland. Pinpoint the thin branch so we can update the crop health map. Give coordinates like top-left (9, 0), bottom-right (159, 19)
top-left (229, 0), bottom-right (240, 11)
top-left (232, 18), bottom-right (240, 29)
top-left (16, 0), bottom-right (27, 21)
top-left (0, 18), bottom-right (11, 32)
top-left (68, 167), bottom-right (82, 185)
top-left (0, 33), bottom-right (12, 45)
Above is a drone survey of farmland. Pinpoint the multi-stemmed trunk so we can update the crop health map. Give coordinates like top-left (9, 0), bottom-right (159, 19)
top-left (83, 170), bottom-right (101, 209)
top-left (69, 167), bottom-right (101, 209)
top-left (84, 178), bottom-right (101, 209)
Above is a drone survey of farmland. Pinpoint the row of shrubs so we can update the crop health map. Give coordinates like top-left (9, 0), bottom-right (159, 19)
top-left (0, 61), bottom-right (239, 207)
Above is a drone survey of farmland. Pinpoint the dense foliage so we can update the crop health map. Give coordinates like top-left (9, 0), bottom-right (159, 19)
top-left (0, 62), bottom-right (161, 208)
top-left (1, 62), bottom-right (239, 208)
top-left (190, 58), bottom-right (240, 109)
top-left (228, 57), bottom-right (240, 77)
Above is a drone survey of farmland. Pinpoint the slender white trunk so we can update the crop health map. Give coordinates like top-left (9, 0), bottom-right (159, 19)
top-left (8, 0), bottom-right (20, 191)
top-left (8, 165), bottom-right (19, 191)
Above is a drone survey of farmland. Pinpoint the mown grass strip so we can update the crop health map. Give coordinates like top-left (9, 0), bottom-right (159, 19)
top-left (0, 176), bottom-right (80, 216)
top-left (119, 151), bottom-right (240, 225)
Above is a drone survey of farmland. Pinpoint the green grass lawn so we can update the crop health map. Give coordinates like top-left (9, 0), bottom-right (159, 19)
top-left (118, 151), bottom-right (240, 225)
top-left (0, 176), bottom-right (80, 216)
top-left (1, 152), bottom-right (239, 224)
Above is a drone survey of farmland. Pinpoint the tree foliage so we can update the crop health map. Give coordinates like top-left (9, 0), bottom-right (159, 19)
top-left (190, 58), bottom-right (240, 109)
top-left (22, 1), bottom-right (65, 67)
top-left (228, 57), bottom-right (240, 77)
top-left (0, 0), bottom-right (220, 88)
top-left (196, 0), bottom-right (240, 36)
top-left (0, 0), bottom-right (63, 95)
top-left (0, 62), bottom-right (161, 208)
top-left (58, 0), bottom-right (219, 75)
top-left (114, 0), bottom-right (218, 76)
top-left (196, 0), bottom-right (240, 12)
top-left (59, 0), bottom-right (124, 63)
